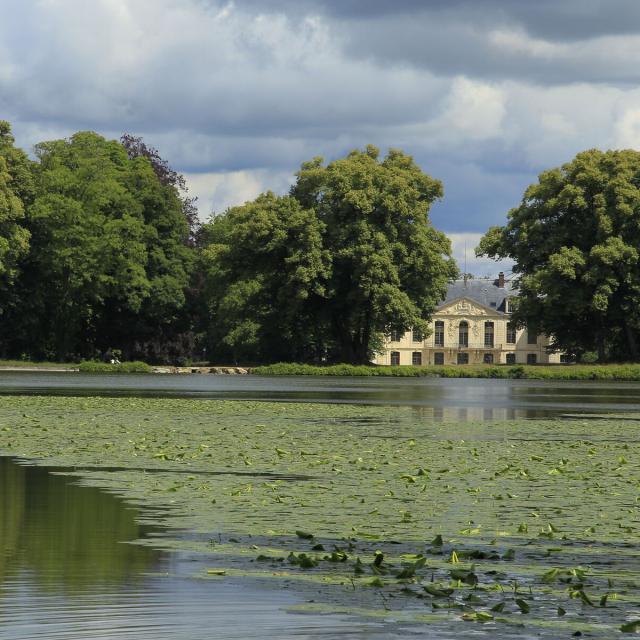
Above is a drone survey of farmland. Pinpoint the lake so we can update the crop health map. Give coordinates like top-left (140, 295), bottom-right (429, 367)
top-left (1, 373), bottom-right (639, 638)
top-left (1, 371), bottom-right (640, 419)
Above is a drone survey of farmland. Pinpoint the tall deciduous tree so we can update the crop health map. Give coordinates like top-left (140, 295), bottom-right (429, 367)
top-left (201, 146), bottom-right (457, 364)
top-left (477, 149), bottom-right (640, 361)
top-left (0, 121), bottom-right (31, 290)
top-left (12, 131), bottom-right (193, 360)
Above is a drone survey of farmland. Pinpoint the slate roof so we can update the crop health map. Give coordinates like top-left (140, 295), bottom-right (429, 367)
top-left (437, 276), bottom-right (516, 314)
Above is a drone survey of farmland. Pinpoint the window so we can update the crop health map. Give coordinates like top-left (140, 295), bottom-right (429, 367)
top-left (560, 354), bottom-right (573, 364)
top-left (527, 331), bottom-right (538, 345)
top-left (434, 352), bottom-right (444, 365)
top-left (458, 321), bottom-right (469, 347)
top-left (506, 353), bottom-right (516, 365)
top-left (490, 301), bottom-right (497, 308)
top-left (484, 321), bottom-right (494, 347)
top-left (412, 328), bottom-right (423, 342)
top-left (506, 322), bottom-right (516, 344)
top-left (390, 351), bottom-right (400, 366)
top-left (483, 353), bottom-right (494, 364)
top-left (390, 329), bottom-right (402, 342)
top-left (506, 298), bottom-right (515, 313)
top-left (434, 321), bottom-right (444, 347)
top-left (527, 353), bottom-right (537, 365)
top-left (412, 351), bottom-right (422, 366)
top-left (457, 352), bottom-right (469, 365)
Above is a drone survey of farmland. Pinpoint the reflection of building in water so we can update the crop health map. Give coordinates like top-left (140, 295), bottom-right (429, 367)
top-left (375, 273), bottom-right (562, 366)
top-left (408, 405), bottom-right (543, 422)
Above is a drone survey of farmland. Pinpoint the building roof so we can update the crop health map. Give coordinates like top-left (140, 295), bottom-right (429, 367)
top-left (438, 276), bottom-right (516, 314)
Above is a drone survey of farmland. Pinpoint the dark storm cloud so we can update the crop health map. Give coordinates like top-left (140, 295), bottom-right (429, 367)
top-left (232, 0), bottom-right (640, 84)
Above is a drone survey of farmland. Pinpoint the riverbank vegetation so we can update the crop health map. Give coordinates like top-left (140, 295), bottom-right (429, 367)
top-left (77, 361), bottom-right (153, 373)
top-left (254, 362), bottom-right (640, 380)
top-left (0, 395), bottom-right (638, 636)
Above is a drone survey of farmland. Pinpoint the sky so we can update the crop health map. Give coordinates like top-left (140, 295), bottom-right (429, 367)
top-left (2, 0), bottom-right (639, 276)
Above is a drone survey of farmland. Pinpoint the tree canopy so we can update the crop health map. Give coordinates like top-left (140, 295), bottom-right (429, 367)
top-left (201, 146), bottom-right (458, 363)
top-left (477, 148), bottom-right (640, 361)
top-left (5, 130), bottom-right (194, 361)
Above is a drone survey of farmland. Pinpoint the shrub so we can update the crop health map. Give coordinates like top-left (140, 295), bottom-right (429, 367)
top-left (78, 361), bottom-right (153, 374)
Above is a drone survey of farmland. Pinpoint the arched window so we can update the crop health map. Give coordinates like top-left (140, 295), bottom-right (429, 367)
top-left (459, 321), bottom-right (469, 347)
top-left (434, 321), bottom-right (444, 346)
top-left (484, 321), bottom-right (494, 347)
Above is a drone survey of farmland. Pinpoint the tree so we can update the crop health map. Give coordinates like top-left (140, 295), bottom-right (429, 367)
top-left (120, 134), bottom-right (199, 244)
top-left (0, 121), bottom-right (31, 291)
top-left (200, 192), bottom-right (330, 362)
top-left (0, 122), bottom-right (33, 355)
top-left (10, 131), bottom-right (193, 360)
top-left (202, 146), bottom-right (458, 364)
top-left (477, 148), bottom-right (640, 361)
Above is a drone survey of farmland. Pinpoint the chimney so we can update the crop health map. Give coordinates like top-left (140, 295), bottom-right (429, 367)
top-left (498, 272), bottom-right (505, 288)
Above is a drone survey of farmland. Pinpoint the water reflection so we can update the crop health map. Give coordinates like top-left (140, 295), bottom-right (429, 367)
top-left (0, 458), bottom-right (436, 639)
top-left (1, 372), bottom-right (640, 419)
top-left (0, 458), bottom-right (160, 590)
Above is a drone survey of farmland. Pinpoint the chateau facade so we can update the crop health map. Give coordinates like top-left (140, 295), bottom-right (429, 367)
top-left (374, 273), bottom-right (561, 366)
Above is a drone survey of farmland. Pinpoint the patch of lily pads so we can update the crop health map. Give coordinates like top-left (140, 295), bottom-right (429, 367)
top-left (1, 395), bottom-right (640, 636)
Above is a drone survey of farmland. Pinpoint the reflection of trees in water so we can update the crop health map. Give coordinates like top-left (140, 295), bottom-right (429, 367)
top-left (0, 458), bottom-right (161, 593)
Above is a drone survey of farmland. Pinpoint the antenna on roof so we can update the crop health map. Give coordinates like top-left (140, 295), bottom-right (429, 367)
top-left (463, 240), bottom-right (468, 287)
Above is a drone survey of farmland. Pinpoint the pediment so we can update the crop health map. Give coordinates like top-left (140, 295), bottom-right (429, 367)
top-left (437, 297), bottom-right (497, 317)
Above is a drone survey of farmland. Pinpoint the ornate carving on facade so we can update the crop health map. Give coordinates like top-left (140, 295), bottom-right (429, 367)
top-left (445, 299), bottom-right (489, 316)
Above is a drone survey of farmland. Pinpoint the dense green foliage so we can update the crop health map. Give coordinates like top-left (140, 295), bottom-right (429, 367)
top-left (1, 395), bottom-right (639, 636)
top-left (253, 361), bottom-right (640, 379)
top-left (478, 149), bottom-right (640, 362)
top-left (77, 360), bottom-right (153, 373)
top-left (0, 123), bottom-right (196, 362)
top-left (201, 146), bottom-right (458, 363)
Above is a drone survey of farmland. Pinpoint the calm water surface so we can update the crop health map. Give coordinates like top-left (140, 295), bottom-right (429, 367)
top-left (0, 371), bottom-right (639, 419)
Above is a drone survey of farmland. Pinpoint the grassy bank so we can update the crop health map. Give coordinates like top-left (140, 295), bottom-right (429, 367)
top-left (77, 360), bottom-right (153, 373)
top-left (0, 359), bottom-right (79, 369)
top-left (0, 395), bottom-right (638, 636)
top-left (253, 361), bottom-right (640, 380)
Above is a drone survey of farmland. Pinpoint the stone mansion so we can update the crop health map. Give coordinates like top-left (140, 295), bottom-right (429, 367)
top-left (374, 273), bottom-right (561, 366)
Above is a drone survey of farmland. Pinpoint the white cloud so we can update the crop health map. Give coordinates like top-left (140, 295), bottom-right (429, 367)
top-left (184, 169), bottom-right (293, 220)
top-left (449, 233), bottom-right (514, 278)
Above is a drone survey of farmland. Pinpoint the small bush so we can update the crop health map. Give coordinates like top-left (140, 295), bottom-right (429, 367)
top-left (78, 360), bottom-right (153, 374)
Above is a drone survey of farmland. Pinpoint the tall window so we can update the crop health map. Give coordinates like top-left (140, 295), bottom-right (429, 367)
top-left (412, 351), bottom-right (422, 366)
top-left (434, 321), bottom-right (445, 347)
top-left (459, 321), bottom-right (469, 347)
top-left (390, 329), bottom-right (402, 342)
top-left (506, 322), bottom-right (516, 344)
top-left (527, 330), bottom-right (538, 345)
top-left (527, 353), bottom-right (537, 365)
top-left (484, 321), bottom-right (494, 347)
top-left (457, 352), bottom-right (469, 365)
top-left (434, 352), bottom-right (444, 365)
top-left (412, 328), bottom-right (423, 342)
top-left (506, 353), bottom-right (516, 365)
top-left (390, 351), bottom-right (400, 366)
top-left (506, 298), bottom-right (515, 313)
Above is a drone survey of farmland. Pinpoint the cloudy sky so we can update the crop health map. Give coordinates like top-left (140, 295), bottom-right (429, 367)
top-left (2, 0), bottom-right (639, 275)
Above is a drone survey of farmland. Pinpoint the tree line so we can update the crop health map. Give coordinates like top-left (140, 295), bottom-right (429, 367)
top-left (0, 125), bottom-right (457, 364)
top-left (2, 120), bottom-right (639, 364)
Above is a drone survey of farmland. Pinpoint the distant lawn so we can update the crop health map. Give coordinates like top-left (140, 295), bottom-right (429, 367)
top-left (0, 360), bottom-right (79, 369)
top-left (253, 362), bottom-right (640, 380)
